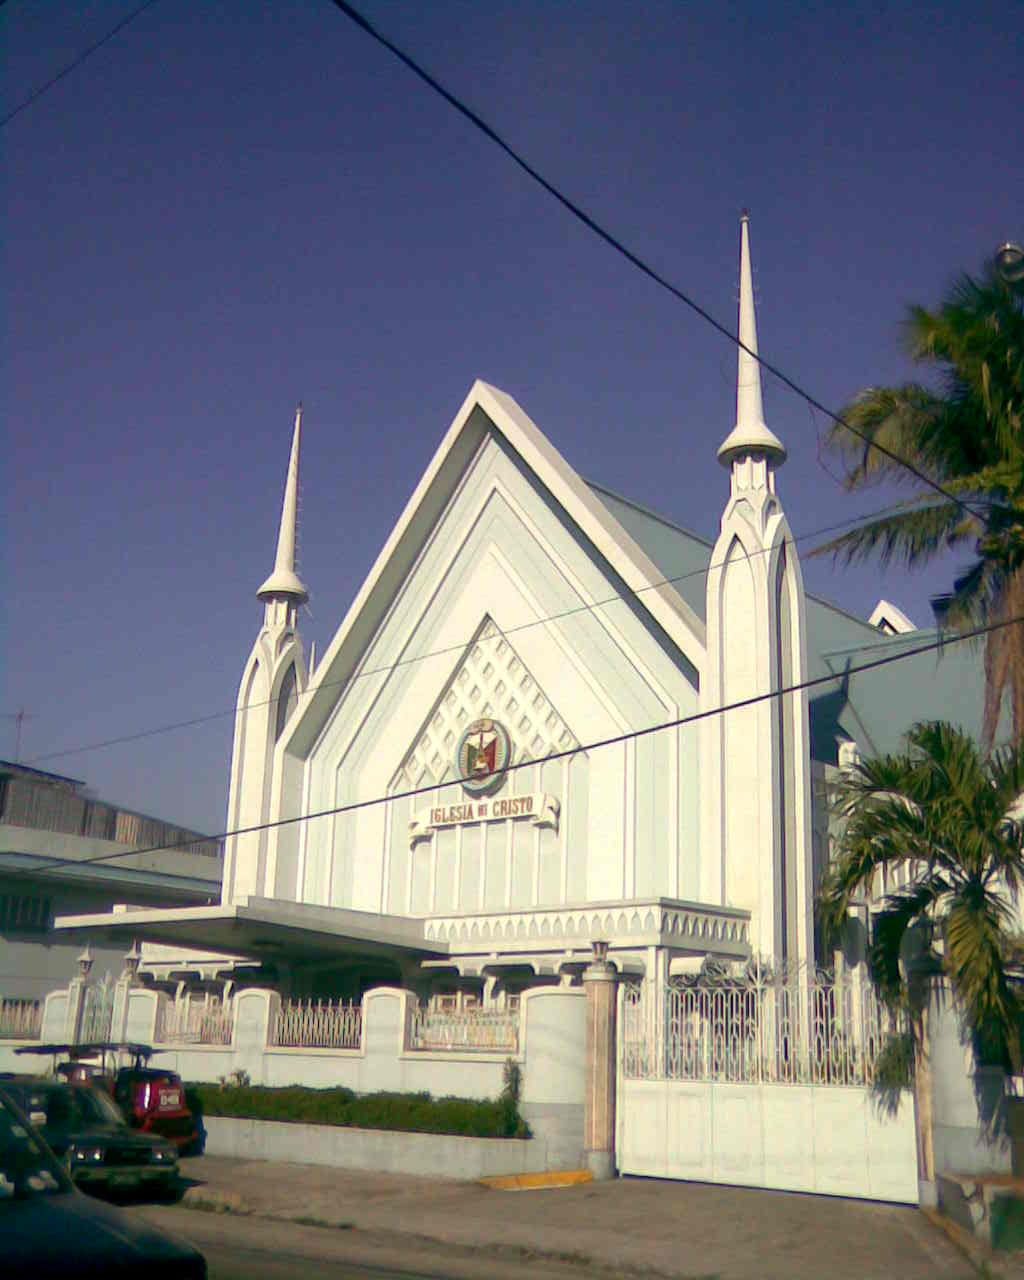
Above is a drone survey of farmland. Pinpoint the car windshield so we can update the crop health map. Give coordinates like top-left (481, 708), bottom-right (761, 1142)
top-left (17, 1084), bottom-right (127, 1130)
top-left (0, 1089), bottom-right (70, 1201)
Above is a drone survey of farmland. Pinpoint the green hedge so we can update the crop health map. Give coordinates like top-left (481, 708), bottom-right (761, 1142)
top-left (188, 1084), bottom-right (530, 1139)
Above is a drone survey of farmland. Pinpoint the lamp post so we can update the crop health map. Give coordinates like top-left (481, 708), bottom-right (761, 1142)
top-left (995, 242), bottom-right (1024, 284)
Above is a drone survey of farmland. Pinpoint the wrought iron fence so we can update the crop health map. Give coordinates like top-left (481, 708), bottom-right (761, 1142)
top-left (410, 1005), bottom-right (519, 1053)
top-left (622, 963), bottom-right (893, 1087)
top-left (0, 998), bottom-right (42, 1040)
top-left (155, 998), bottom-right (234, 1046)
top-left (271, 999), bottom-right (362, 1049)
top-left (79, 978), bottom-right (114, 1044)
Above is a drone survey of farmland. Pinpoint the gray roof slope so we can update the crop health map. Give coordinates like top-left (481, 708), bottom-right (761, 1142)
top-left (588, 483), bottom-right (990, 762)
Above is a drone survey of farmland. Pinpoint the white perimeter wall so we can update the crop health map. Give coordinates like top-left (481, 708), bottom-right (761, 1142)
top-left (125, 987), bottom-right (585, 1106)
top-left (617, 1078), bottom-right (918, 1203)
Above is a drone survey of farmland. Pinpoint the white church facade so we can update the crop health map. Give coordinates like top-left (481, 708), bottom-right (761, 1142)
top-left (57, 217), bottom-right (987, 1002)
top-left (39, 218), bottom-right (1009, 1200)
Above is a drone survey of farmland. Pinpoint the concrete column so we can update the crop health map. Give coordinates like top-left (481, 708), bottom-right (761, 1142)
top-left (64, 979), bottom-right (88, 1043)
top-left (583, 941), bottom-right (618, 1180)
top-left (110, 941), bottom-right (141, 1044)
top-left (64, 947), bottom-right (94, 1042)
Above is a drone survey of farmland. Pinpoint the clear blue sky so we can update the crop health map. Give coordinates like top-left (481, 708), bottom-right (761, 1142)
top-left (3, 0), bottom-right (1020, 835)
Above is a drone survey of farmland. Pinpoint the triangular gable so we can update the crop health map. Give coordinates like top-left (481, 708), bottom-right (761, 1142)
top-left (391, 617), bottom-right (580, 794)
top-left (288, 380), bottom-right (707, 756)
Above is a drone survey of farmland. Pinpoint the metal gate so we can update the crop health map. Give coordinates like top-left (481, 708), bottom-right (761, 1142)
top-left (617, 965), bottom-right (919, 1202)
top-left (79, 978), bottom-right (114, 1044)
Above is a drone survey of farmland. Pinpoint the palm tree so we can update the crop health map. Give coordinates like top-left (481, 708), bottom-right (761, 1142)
top-left (817, 264), bottom-right (1024, 747)
top-left (817, 720), bottom-right (1024, 1074)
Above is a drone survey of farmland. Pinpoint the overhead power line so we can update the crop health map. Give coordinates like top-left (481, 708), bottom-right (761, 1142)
top-left (15, 609), bottom-right (1019, 884)
top-left (1, 0), bottom-right (161, 129)
top-left (327, 0), bottom-right (988, 523)
top-left (26, 499), bottom-right (913, 766)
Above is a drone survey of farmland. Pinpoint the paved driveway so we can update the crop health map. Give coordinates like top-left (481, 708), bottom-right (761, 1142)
top-left (163, 1155), bottom-right (971, 1280)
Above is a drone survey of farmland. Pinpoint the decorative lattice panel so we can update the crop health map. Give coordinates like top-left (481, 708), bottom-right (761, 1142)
top-left (392, 618), bottom-right (578, 791)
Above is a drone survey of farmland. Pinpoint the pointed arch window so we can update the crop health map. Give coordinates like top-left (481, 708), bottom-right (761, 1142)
top-left (275, 664), bottom-right (298, 741)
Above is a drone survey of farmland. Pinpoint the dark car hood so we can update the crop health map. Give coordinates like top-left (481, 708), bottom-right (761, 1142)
top-left (4, 1189), bottom-right (204, 1277)
top-left (45, 1124), bottom-right (168, 1154)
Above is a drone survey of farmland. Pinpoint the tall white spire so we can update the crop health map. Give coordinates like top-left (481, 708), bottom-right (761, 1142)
top-left (258, 404), bottom-right (309, 604)
top-left (717, 214), bottom-right (786, 468)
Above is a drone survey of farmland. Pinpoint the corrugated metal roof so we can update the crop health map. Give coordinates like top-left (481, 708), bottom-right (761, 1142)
top-left (587, 481), bottom-right (996, 762)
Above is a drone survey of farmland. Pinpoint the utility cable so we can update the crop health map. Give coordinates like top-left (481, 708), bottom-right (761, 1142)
top-left (327, 0), bottom-right (991, 522)
top-left (14, 609), bottom-right (1020, 883)
top-left (1, 0), bottom-right (161, 129)
top-left (25, 498), bottom-right (917, 766)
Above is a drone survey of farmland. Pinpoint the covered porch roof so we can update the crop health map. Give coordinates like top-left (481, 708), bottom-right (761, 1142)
top-left (54, 895), bottom-right (450, 969)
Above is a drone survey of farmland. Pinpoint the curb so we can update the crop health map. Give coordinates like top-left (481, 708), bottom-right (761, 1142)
top-left (921, 1206), bottom-right (1010, 1277)
top-left (480, 1170), bottom-right (593, 1191)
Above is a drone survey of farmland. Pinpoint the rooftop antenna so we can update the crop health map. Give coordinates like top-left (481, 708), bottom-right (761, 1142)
top-left (3, 709), bottom-right (36, 761)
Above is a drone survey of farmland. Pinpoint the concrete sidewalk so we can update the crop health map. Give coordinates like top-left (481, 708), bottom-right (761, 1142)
top-left (173, 1154), bottom-right (975, 1280)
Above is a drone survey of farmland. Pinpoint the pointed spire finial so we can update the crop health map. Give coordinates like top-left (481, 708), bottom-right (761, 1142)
top-left (717, 215), bottom-right (786, 468)
top-left (257, 404), bottom-right (309, 603)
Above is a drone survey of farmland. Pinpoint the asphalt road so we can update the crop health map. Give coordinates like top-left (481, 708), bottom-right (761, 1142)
top-left (137, 1205), bottom-right (618, 1280)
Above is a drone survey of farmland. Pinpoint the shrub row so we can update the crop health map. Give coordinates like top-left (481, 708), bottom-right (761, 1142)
top-left (188, 1084), bottom-right (530, 1139)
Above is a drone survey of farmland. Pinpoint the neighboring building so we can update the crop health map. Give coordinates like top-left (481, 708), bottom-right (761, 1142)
top-left (58, 217), bottom-right (990, 1005)
top-left (0, 758), bottom-right (222, 1028)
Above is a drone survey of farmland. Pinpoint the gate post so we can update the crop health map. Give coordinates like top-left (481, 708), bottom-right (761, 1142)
top-left (110, 941), bottom-right (141, 1045)
top-left (64, 946), bottom-right (94, 1042)
top-left (583, 941), bottom-right (619, 1180)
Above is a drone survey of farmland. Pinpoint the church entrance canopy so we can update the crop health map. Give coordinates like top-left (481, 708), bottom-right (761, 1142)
top-left (53, 897), bottom-right (450, 971)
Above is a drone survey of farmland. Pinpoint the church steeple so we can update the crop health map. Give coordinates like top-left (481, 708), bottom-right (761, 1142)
top-left (700, 213), bottom-right (814, 967)
top-left (223, 404), bottom-right (310, 905)
top-left (717, 215), bottom-right (787, 471)
top-left (258, 404), bottom-right (309, 609)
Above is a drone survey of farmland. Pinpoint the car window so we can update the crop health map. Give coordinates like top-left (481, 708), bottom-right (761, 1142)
top-left (17, 1085), bottom-right (125, 1130)
top-left (0, 1090), bottom-right (70, 1201)
top-left (77, 1086), bottom-right (126, 1127)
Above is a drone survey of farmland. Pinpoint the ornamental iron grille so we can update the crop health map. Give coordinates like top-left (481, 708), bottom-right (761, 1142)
top-left (271, 999), bottom-right (362, 1049)
top-left (622, 961), bottom-right (892, 1087)
top-left (79, 976), bottom-right (114, 1044)
top-left (410, 1004), bottom-right (519, 1053)
top-left (620, 979), bottom-right (652, 1078)
top-left (156, 995), bottom-right (234, 1046)
top-left (0, 998), bottom-right (42, 1040)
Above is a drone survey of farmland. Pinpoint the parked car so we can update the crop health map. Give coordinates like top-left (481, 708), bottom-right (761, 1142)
top-left (0, 1084), bottom-right (205, 1278)
top-left (3, 1078), bottom-right (179, 1194)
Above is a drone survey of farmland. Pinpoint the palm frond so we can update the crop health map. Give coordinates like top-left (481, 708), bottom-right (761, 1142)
top-left (868, 882), bottom-right (947, 1009)
top-left (813, 501), bottom-right (973, 569)
top-left (820, 265), bottom-right (1024, 740)
top-left (944, 886), bottom-right (1021, 1068)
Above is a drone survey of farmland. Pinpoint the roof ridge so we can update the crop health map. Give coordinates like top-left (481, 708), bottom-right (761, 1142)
top-left (585, 480), bottom-right (714, 548)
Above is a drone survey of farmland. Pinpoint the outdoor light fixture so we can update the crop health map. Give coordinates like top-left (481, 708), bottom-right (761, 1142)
top-left (995, 241), bottom-right (1024, 284)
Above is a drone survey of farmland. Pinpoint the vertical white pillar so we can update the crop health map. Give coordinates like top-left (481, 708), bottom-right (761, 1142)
top-left (583, 941), bottom-right (619, 1180)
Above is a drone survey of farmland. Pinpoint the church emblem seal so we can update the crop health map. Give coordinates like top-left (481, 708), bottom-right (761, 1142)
top-left (456, 718), bottom-right (512, 795)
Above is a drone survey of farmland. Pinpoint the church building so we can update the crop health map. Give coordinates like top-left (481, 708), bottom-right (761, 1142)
top-left (58, 218), bottom-right (987, 1007)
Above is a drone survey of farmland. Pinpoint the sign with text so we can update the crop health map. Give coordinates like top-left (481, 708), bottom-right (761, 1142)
top-left (409, 792), bottom-right (559, 845)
